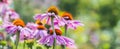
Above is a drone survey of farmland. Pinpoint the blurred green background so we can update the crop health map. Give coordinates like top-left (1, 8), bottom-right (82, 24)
top-left (2, 0), bottom-right (120, 49)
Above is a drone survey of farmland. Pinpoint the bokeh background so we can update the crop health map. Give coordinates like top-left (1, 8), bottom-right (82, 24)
top-left (1, 0), bottom-right (120, 49)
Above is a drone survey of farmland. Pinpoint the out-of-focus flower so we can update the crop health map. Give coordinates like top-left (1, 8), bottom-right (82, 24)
top-left (34, 6), bottom-right (60, 25)
top-left (0, 0), bottom-right (8, 3)
top-left (0, 1), bottom-right (9, 17)
top-left (61, 12), bottom-right (84, 29)
top-left (0, 32), bottom-right (4, 40)
top-left (4, 9), bottom-right (19, 20)
top-left (38, 29), bottom-right (75, 47)
top-left (5, 19), bottom-right (32, 41)
top-left (26, 39), bottom-right (34, 48)
top-left (2, 9), bottom-right (19, 25)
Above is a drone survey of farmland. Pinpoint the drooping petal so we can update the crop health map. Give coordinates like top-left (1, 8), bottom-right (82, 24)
top-left (19, 27), bottom-right (33, 40)
top-left (5, 25), bottom-right (18, 34)
top-left (56, 36), bottom-right (66, 45)
top-left (26, 22), bottom-right (38, 31)
top-left (34, 14), bottom-right (48, 20)
top-left (72, 20), bottom-right (84, 26)
top-left (62, 36), bottom-right (75, 46)
top-left (33, 30), bottom-right (47, 40)
top-left (38, 35), bottom-right (54, 46)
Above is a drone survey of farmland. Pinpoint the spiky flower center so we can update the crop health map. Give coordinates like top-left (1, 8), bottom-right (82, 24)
top-left (35, 20), bottom-right (43, 25)
top-left (13, 19), bottom-right (25, 27)
top-left (47, 6), bottom-right (59, 15)
top-left (62, 12), bottom-right (73, 20)
top-left (49, 29), bottom-right (62, 36)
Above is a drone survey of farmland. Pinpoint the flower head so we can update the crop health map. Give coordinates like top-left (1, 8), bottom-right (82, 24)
top-left (38, 29), bottom-right (75, 46)
top-left (37, 25), bottom-right (45, 30)
top-left (47, 6), bottom-right (59, 15)
top-left (35, 20), bottom-right (43, 25)
top-left (60, 12), bottom-right (84, 29)
top-left (62, 12), bottom-right (73, 20)
top-left (33, 20), bottom-right (47, 40)
top-left (49, 29), bottom-right (62, 36)
top-left (13, 19), bottom-right (25, 27)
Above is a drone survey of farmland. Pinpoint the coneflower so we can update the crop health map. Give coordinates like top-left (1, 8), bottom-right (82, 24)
top-left (38, 29), bottom-right (75, 49)
top-left (33, 20), bottom-right (47, 40)
top-left (5, 19), bottom-right (32, 49)
top-left (61, 12), bottom-right (84, 36)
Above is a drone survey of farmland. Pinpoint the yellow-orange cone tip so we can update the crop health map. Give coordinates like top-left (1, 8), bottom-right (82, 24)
top-left (13, 19), bottom-right (25, 27)
top-left (62, 12), bottom-right (73, 20)
top-left (47, 6), bottom-right (59, 15)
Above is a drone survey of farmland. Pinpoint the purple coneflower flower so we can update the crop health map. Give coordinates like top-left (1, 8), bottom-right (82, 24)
top-left (33, 20), bottom-right (47, 40)
top-left (5, 19), bottom-right (32, 40)
top-left (34, 6), bottom-right (61, 25)
top-left (38, 29), bottom-right (75, 47)
top-left (61, 12), bottom-right (84, 30)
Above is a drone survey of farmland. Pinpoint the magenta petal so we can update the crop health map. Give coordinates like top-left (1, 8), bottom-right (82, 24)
top-left (39, 35), bottom-right (49, 44)
top-left (39, 35), bottom-right (54, 46)
top-left (48, 35), bottom-right (54, 46)
top-left (34, 30), bottom-right (47, 39)
top-left (5, 25), bottom-right (18, 34)
top-left (73, 20), bottom-right (84, 26)
top-left (56, 36), bottom-right (66, 45)
top-left (34, 14), bottom-right (41, 20)
top-left (46, 16), bottom-right (51, 24)
top-left (33, 30), bottom-right (40, 39)
top-left (62, 36), bottom-right (75, 46)
top-left (67, 22), bottom-right (76, 29)
top-left (20, 27), bottom-right (32, 40)
top-left (10, 12), bottom-right (20, 19)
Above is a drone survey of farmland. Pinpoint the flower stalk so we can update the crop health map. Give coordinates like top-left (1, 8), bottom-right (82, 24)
top-left (65, 24), bottom-right (67, 36)
top-left (23, 40), bottom-right (26, 49)
top-left (15, 32), bottom-right (20, 49)
top-left (61, 45), bottom-right (66, 49)
top-left (51, 16), bottom-right (56, 49)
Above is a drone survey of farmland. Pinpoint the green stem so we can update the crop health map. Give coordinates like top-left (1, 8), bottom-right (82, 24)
top-left (65, 24), bottom-right (67, 36)
top-left (2, 45), bottom-right (4, 49)
top-left (46, 46), bottom-right (49, 49)
top-left (61, 45), bottom-right (66, 49)
top-left (51, 17), bottom-right (56, 49)
top-left (30, 46), bottom-right (32, 49)
top-left (53, 38), bottom-right (56, 49)
top-left (23, 40), bottom-right (26, 49)
top-left (15, 32), bottom-right (20, 49)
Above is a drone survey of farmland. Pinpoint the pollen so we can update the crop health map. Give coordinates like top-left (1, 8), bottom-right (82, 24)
top-left (35, 20), bottom-right (43, 25)
top-left (13, 19), bottom-right (25, 27)
top-left (49, 29), bottom-right (62, 36)
top-left (47, 6), bottom-right (59, 15)
top-left (62, 12), bottom-right (73, 20)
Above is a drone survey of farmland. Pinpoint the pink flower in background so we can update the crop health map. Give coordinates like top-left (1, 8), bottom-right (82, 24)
top-left (0, 1), bottom-right (9, 17)
top-left (5, 9), bottom-right (19, 20)
top-left (60, 12), bottom-right (84, 29)
top-left (38, 29), bottom-right (75, 46)
top-left (3, 9), bottom-right (19, 23)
